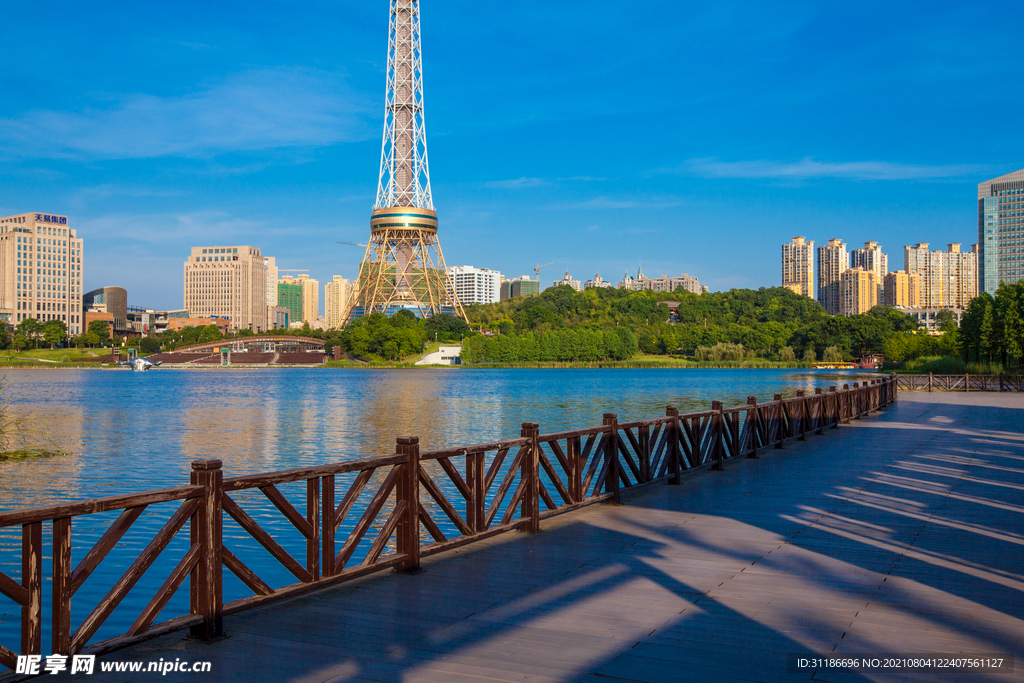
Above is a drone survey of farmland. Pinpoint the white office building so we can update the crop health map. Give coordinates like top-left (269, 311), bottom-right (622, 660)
top-left (447, 265), bottom-right (501, 305)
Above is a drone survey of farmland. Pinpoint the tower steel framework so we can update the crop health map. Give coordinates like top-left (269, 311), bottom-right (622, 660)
top-left (348, 0), bottom-right (466, 323)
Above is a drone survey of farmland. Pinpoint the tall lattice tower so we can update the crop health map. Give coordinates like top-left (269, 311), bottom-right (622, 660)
top-left (350, 0), bottom-right (466, 322)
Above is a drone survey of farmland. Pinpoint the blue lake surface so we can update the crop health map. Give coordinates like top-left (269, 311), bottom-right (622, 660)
top-left (0, 367), bottom-right (877, 654)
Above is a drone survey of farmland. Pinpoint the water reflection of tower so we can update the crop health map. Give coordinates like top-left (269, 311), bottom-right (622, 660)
top-left (347, 0), bottom-right (466, 323)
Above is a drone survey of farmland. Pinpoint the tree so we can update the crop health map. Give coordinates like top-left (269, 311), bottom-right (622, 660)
top-left (823, 346), bottom-right (843, 362)
top-left (802, 346), bottom-right (816, 363)
top-left (935, 309), bottom-right (958, 332)
top-left (16, 318), bottom-right (41, 349)
top-left (779, 346), bottom-right (796, 362)
top-left (88, 320), bottom-right (111, 343)
top-left (139, 336), bottom-right (161, 354)
top-left (42, 320), bottom-right (67, 348)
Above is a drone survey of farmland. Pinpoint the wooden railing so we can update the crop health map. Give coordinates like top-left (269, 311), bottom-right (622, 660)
top-left (896, 373), bottom-right (1024, 392)
top-left (0, 377), bottom-right (897, 670)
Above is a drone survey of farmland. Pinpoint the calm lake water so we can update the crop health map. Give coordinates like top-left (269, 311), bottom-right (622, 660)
top-left (0, 367), bottom-right (877, 653)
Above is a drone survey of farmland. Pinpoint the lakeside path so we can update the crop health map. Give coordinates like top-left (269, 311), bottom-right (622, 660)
top-left (76, 392), bottom-right (1023, 682)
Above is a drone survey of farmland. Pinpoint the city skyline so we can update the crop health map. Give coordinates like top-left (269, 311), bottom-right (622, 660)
top-left (1, 1), bottom-right (1021, 311)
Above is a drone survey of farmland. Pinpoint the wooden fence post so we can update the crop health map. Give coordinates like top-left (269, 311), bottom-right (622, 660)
top-left (814, 388), bottom-right (824, 434)
top-left (21, 522), bottom-right (42, 657)
top-left (322, 475), bottom-right (335, 577)
top-left (711, 401), bottom-right (724, 470)
top-left (396, 436), bottom-right (422, 570)
top-left (774, 394), bottom-right (785, 449)
top-left (189, 459), bottom-right (223, 641)
top-left (52, 517), bottom-right (72, 655)
top-left (666, 406), bottom-right (680, 484)
top-left (999, 373), bottom-right (1005, 392)
top-left (829, 386), bottom-right (838, 427)
top-left (568, 435), bottom-right (581, 503)
top-left (306, 477), bottom-right (320, 581)
top-left (603, 414), bottom-right (620, 504)
top-left (520, 423), bottom-right (542, 533)
top-left (796, 391), bottom-right (807, 440)
top-left (928, 372), bottom-right (933, 392)
top-left (746, 397), bottom-right (759, 458)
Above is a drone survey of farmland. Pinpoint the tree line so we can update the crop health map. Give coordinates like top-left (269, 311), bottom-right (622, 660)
top-left (959, 281), bottom-right (1024, 370)
top-left (463, 285), bottom-right (925, 363)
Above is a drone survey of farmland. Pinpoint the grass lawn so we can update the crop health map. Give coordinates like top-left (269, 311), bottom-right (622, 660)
top-left (0, 347), bottom-right (114, 367)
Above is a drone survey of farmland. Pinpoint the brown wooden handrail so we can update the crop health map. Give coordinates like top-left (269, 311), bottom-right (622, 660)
top-left (0, 377), bottom-right (897, 670)
top-left (895, 374), bottom-right (1024, 392)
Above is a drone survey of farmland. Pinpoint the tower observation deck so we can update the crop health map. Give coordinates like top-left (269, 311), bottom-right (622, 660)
top-left (348, 0), bottom-right (466, 322)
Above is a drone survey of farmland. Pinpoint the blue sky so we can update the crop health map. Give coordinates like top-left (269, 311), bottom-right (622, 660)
top-left (1, 1), bottom-right (1021, 313)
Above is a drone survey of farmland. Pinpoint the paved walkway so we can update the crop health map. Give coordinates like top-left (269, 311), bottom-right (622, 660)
top-left (85, 393), bottom-right (1024, 682)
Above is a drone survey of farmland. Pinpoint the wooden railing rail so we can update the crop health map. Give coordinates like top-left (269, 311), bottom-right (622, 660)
top-left (895, 374), bottom-right (1024, 392)
top-left (0, 377), bottom-right (897, 670)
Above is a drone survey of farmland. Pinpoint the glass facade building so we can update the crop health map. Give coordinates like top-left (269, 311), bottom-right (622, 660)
top-left (978, 168), bottom-right (1024, 294)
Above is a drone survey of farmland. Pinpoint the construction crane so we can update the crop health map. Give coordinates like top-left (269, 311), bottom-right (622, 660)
top-left (534, 262), bottom-right (553, 280)
top-left (337, 241), bottom-right (368, 248)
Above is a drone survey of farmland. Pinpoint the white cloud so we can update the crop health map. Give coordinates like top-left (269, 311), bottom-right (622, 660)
top-left (561, 196), bottom-right (684, 210)
top-left (480, 176), bottom-right (606, 190)
top-left (483, 177), bottom-right (546, 189)
top-left (680, 157), bottom-right (986, 181)
top-left (0, 67), bottom-right (373, 160)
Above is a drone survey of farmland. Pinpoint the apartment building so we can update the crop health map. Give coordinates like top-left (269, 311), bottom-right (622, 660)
top-left (0, 212), bottom-right (84, 334)
top-left (817, 238), bottom-right (848, 316)
top-left (850, 241), bottom-right (888, 304)
top-left (883, 270), bottom-right (921, 308)
top-left (448, 265), bottom-right (501, 305)
top-left (618, 266), bottom-right (705, 294)
top-left (553, 270), bottom-right (582, 292)
top-left (584, 273), bottom-right (613, 289)
top-left (839, 268), bottom-right (879, 316)
top-left (781, 236), bottom-right (814, 297)
top-left (183, 245), bottom-right (268, 333)
top-left (904, 242), bottom-right (978, 309)
top-left (324, 275), bottom-right (352, 329)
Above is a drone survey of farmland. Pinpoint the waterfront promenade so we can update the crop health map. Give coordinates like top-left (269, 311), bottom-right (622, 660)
top-left (63, 392), bottom-right (1024, 681)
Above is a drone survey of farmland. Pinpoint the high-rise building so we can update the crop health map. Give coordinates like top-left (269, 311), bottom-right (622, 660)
top-left (781, 236), bottom-right (814, 298)
top-left (817, 238), bottom-right (848, 315)
top-left (0, 212), bottom-right (84, 334)
top-left (277, 280), bottom-right (303, 322)
top-left (448, 265), bottom-right (501, 305)
top-left (948, 244), bottom-right (979, 310)
top-left (850, 241), bottom-right (887, 304)
top-left (978, 167), bottom-right (1024, 294)
top-left (183, 245), bottom-right (268, 332)
top-left (500, 277), bottom-right (540, 301)
top-left (296, 274), bottom-right (319, 322)
top-left (839, 268), bottom-right (879, 316)
top-left (884, 270), bottom-right (921, 308)
top-left (584, 273), bottom-right (612, 289)
top-left (264, 256), bottom-right (278, 307)
top-left (553, 270), bottom-right (581, 292)
top-left (904, 243), bottom-right (978, 309)
top-left (351, 0), bottom-right (465, 322)
top-left (324, 276), bottom-right (352, 329)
